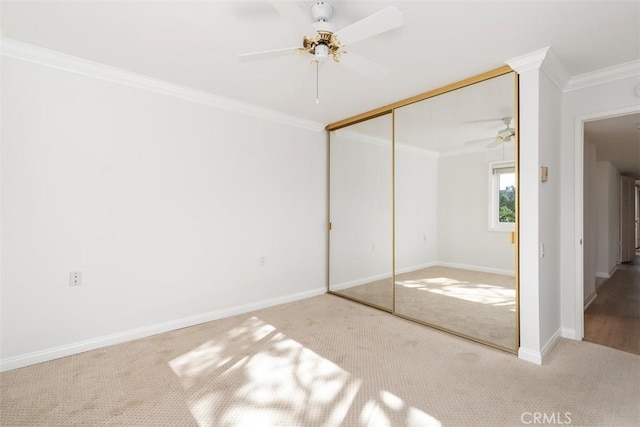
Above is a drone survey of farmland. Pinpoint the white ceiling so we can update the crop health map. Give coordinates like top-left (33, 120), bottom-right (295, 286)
top-left (394, 72), bottom-right (515, 153)
top-left (586, 113), bottom-right (640, 178)
top-left (335, 71), bottom-right (515, 155)
top-left (1, 1), bottom-right (639, 125)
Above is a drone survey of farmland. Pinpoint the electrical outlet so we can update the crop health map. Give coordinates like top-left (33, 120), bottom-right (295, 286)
top-left (260, 257), bottom-right (265, 266)
top-left (69, 271), bottom-right (82, 286)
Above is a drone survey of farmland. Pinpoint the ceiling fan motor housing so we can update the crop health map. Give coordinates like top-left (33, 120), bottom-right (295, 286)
top-left (304, 31), bottom-right (342, 63)
top-left (311, 2), bottom-right (333, 22)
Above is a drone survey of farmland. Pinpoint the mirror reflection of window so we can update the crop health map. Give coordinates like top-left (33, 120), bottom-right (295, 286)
top-left (393, 71), bottom-right (518, 351)
top-left (490, 162), bottom-right (516, 231)
top-left (327, 69), bottom-right (518, 352)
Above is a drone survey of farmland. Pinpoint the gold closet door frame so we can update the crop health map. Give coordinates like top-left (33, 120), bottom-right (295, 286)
top-left (327, 66), bottom-right (520, 354)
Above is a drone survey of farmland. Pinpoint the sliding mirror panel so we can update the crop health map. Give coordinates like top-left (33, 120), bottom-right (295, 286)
top-left (394, 72), bottom-right (518, 350)
top-left (329, 113), bottom-right (393, 311)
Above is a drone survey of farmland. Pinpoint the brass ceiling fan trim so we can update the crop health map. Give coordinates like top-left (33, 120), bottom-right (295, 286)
top-left (302, 31), bottom-right (345, 62)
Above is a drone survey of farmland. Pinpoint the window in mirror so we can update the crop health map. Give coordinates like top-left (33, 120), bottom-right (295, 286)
top-left (490, 162), bottom-right (516, 231)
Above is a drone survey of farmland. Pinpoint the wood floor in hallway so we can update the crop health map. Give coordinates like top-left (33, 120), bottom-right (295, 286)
top-left (584, 257), bottom-right (640, 355)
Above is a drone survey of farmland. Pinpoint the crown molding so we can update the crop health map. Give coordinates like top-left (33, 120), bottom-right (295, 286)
top-left (565, 59), bottom-right (640, 92)
top-left (333, 129), bottom-right (393, 151)
top-left (395, 142), bottom-right (439, 158)
top-left (539, 47), bottom-right (570, 91)
top-left (0, 38), bottom-right (325, 132)
top-left (335, 129), bottom-right (439, 158)
top-left (438, 143), bottom-right (511, 159)
top-left (505, 46), bottom-right (570, 91)
top-left (505, 47), bottom-right (550, 74)
top-left (335, 128), bottom-right (512, 159)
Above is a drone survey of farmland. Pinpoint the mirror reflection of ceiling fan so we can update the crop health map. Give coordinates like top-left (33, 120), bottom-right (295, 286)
top-left (465, 117), bottom-right (515, 148)
top-left (238, 1), bottom-right (403, 80)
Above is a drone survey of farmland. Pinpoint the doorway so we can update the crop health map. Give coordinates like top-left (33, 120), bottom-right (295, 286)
top-left (580, 111), bottom-right (640, 355)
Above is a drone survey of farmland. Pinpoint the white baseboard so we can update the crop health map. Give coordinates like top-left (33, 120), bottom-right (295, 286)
top-left (332, 260), bottom-right (512, 291)
top-left (436, 261), bottom-right (515, 276)
top-left (595, 264), bottom-right (617, 281)
top-left (395, 261), bottom-right (438, 275)
top-left (0, 287), bottom-right (326, 372)
top-left (518, 328), bottom-right (562, 365)
top-left (584, 290), bottom-right (598, 310)
top-left (518, 347), bottom-right (542, 365)
top-left (561, 327), bottom-right (577, 340)
top-left (331, 261), bottom-right (437, 291)
top-left (596, 264), bottom-right (618, 286)
top-left (540, 328), bottom-right (562, 361)
top-left (331, 272), bottom-right (392, 291)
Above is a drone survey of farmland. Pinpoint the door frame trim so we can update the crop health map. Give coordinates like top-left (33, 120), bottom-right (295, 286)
top-left (574, 104), bottom-right (640, 339)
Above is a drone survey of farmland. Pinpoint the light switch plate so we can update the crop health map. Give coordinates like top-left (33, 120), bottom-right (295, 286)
top-left (541, 166), bottom-right (548, 182)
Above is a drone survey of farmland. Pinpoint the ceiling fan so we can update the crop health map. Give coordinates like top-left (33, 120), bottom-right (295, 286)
top-left (465, 117), bottom-right (515, 148)
top-left (238, 1), bottom-right (403, 80)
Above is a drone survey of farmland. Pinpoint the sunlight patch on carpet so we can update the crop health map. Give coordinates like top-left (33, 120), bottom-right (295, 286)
top-left (169, 316), bottom-right (441, 426)
top-left (397, 277), bottom-right (515, 308)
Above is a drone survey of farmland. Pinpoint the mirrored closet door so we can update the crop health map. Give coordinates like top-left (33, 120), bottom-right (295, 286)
top-left (327, 68), bottom-right (519, 352)
top-left (328, 113), bottom-right (393, 311)
top-left (394, 72), bottom-right (518, 350)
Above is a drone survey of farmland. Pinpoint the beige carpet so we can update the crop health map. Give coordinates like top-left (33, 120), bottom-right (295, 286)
top-left (1, 294), bottom-right (639, 426)
top-left (395, 266), bottom-right (516, 349)
top-left (335, 266), bottom-right (516, 349)
top-left (333, 276), bottom-right (393, 310)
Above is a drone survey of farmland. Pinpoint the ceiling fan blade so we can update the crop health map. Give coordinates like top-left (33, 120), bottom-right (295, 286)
top-left (338, 52), bottom-right (389, 80)
top-left (334, 6), bottom-right (403, 46)
top-left (270, 1), bottom-right (313, 34)
top-left (463, 118), bottom-right (506, 124)
top-left (238, 46), bottom-right (302, 61)
top-left (487, 140), bottom-right (502, 148)
top-left (464, 137), bottom-right (495, 146)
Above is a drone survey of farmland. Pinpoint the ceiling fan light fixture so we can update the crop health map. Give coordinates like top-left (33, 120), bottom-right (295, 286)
top-left (238, 1), bottom-right (402, 83)
top-left (498, 128), bottom-right (514, 141)
top-left (314, 43), bottom-right (329, 62)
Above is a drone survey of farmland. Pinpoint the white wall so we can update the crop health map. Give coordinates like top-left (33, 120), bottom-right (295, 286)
top-left (560, 74), bottom-right (640, 339)
top-left (1, 55), bottom-right (326, 369)
top-left (583, 139), bottom-right (598, 302)
top-left (437, 149), bottom-right (515, 273)
top-left (507, 48), bottom-right (563, 364)
top-left (329, 128), bottom-right (393, 288)
top-left (536, 71), bottom-right (562, 353)
top-left (395, 146), bottom-right (438, 273)
top-left (595, 161), bottom-right (619, 279)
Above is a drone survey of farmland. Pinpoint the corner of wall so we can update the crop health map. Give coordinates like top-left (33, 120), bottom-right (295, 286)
top-left (518, 347), bottom-right (542, 365)
top-left (519, 327), bottom-right (562, 365)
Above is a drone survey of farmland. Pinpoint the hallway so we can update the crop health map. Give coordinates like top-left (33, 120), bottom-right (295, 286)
top-left (584, 256), bottom-right (640, 355)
